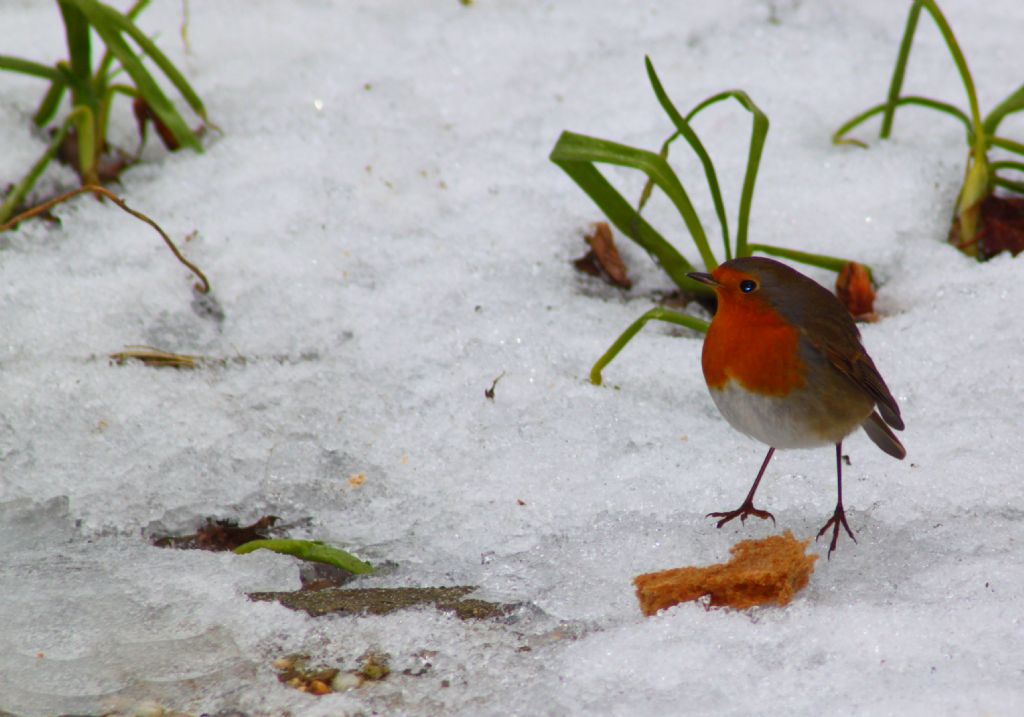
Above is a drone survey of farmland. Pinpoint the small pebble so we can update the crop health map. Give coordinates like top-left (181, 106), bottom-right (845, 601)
top-left (331, 671), bottom-right (363, 692)
top-left (129, 702), bottom-right (165, 717)
top-left (309, 679), bottom-right (332, 695)
top-left (272, 656), bottom-right (295, 671)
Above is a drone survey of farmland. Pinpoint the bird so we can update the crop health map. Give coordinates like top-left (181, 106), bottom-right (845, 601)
top-left (687, 256), bottom-right (904, 557)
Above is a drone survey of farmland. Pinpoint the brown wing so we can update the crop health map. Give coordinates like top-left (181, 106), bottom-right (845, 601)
top-left (819, 340), bottom-right (904, 430)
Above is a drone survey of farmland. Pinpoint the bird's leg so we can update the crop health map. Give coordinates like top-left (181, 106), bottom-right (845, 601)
top-left (707, 447), bottom-right (777, 528)
top-left (816, 442), bottom-right (857, 558)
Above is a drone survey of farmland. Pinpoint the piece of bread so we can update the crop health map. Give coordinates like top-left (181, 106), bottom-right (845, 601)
top-left (634, 531), bottom-right (817, 614)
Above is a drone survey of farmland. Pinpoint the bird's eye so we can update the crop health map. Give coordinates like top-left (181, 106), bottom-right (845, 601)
top-left (740, 280), bottom-right (757, 293)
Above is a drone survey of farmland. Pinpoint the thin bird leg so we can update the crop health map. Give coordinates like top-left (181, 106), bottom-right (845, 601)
top-left (816, 442), bottom-right (858, 558)
top-left (707, 447), bottom-right (777, 528)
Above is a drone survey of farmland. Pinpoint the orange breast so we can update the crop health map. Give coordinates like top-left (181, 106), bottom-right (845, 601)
top-left (702, 298), bottom-right (806, 396)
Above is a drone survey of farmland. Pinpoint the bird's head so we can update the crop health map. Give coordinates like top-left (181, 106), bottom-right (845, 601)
top-left (688, 257), bottom-right (853, 333)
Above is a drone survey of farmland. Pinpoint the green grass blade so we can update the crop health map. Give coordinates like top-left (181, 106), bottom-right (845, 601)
top-left (645, 57), bottom-right (732, 259)
top-left (880, 1), bottom-right (982, 146)
top-left (880, 1), bottom-right (924, 138)
top-left (234, 539), bottom-right (375, 575)
top-left (684, 90), bottom-right (768, 259)
top-left (991, 160), bottom-right (1024, 194)
top-left (636, 131), bottom-right (678, 213)
top-left (3, 60), bottom-right (72, 158)
top-left (47, 61), bottom-right (99, 181)
top-left (983, 83), bottom-right (1024, 136)
top-left (94, 0), bottom-right (150, 84)
top-left (96, 84), bottom-right (141, 154)
top-left (747, 243), bottom-right (871, 281)
top-left (991, 136), bottom-right (1024, 156)
top-left (123, 0), bottom-right (151, 21)
top-left (550, 130), bottom-right (717, 286)
top-left (590, 307), bottom-right (709, 385)
top-left (990, 160), bottom-right (1024, 175)
top-left (0, 113), bottom-right (79, 224)
top-left (58, 0), bottom-right (92, 82)
top-left (993, 176), bottom-right (1024, 194)
top-left (0, 56), bottom-right (63, 81)
top-left (94, 1), bottom-right (208, 123)
top-left (919, 1), bottom-right (982, 142)
top-left (834, 96), bottom-right (972, 146)
top-left (78, 2), bottom-right (201, 152)
top-left (57, 0), bottom-right (99, 118)
top-left (74, 106), bottom-right (97, 182)
top-left (32, 79), bottom-right (68, 127)
top-left (635, 88), bottom-right (768, 262)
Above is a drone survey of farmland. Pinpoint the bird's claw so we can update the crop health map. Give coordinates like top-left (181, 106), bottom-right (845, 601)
top-left (706, 503), bottom-right (776, 529)
top-left (816, 505), bottom-right (857, 559)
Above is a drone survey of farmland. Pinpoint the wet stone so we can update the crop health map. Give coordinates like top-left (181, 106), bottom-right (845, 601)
top-left (248, 585), bottom-right (518, 620)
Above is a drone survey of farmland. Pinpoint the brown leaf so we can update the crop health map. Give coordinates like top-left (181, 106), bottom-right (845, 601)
top-left (110, 345), bottom-right (199, 368)
top-left (195, 515), bottom-right (279, 550)
top-left (152, 515), bottom-right (279, 550)
top-left (54, 128), bottom-right (135, 183)
top-left (133, 97), bottom-right (182, 151)
top-left (572, 222), bottom-right (631, 289)
top-left (835, 261), bottom-right (876, 322)
top-left (974, 193), bottom-right (1024, 260)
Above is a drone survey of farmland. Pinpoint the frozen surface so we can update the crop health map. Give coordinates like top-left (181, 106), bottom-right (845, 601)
top-left (1, 0), bottom-right (1023, 714)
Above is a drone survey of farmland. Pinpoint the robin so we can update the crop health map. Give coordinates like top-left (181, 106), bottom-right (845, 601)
top-left (687, 257), bottom-right (904, 556)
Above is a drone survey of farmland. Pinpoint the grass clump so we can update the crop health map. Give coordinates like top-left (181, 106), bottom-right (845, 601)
top-left (550, 57), bottom-right (861, 384)
top-left (833, 0), bottom-right (1024, 259)
top-left (0, 0), bottom-right (209, 224)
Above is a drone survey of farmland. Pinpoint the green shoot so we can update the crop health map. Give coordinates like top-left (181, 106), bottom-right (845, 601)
top-left (551, 57), bottom-right (865, 384)
top-left (235, 539), bottom-right (375, 575)
top-left (590, 308), bottom-right (708, 386)
top-left (833, 0), bottom-right (1024, 257)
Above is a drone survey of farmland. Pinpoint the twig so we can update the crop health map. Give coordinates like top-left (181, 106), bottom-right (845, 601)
top-left (0, 184), bottom-right (210, 293)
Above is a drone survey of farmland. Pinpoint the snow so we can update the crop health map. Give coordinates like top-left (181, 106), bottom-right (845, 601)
top-left (1, 0), bottom-right (1023, 714)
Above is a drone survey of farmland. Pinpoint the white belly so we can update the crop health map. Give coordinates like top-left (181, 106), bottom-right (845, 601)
top-left (709, 381), bottom-right (844, 449)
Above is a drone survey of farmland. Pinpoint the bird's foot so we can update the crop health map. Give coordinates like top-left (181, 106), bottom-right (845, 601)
top-left (706, 501), bottom-right (776, 529)
top-left (816, 504), bottom-right (857, 559)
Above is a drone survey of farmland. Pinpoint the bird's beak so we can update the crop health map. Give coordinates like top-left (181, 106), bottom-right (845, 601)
top-left (687, 271), bottom-right (720, 287)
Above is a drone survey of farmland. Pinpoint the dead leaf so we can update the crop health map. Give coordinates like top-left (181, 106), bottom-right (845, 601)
top-left (54, 128), bottom-right (135, 183)
top-left (110, 345), bottom-right (199, 369)
top-left (133, 97), bottom-right (182, 151)
top-left (573, 222), bottom-right (631, 289)
top-left (954, 193), bottom-right (1024, 260)
top-left (152, 515), bottom-right (280, 551)
top-left (835, 261), bottom-right (876, 322)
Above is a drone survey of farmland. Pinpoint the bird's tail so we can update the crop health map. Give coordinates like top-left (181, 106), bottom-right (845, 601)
top-left (861, 411), bottom-right (906, 459)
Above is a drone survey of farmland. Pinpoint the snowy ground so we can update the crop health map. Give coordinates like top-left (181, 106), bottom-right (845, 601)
top-left (2, 0), bottom-right (1023, 715)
